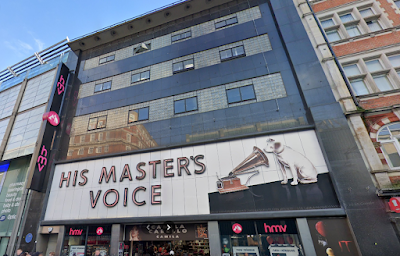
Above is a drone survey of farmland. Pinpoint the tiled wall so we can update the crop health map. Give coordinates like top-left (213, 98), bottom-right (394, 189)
top-left (83, 7), bottom-right (262, 70)
top-left (3, 105), bottom-right (47, 160)
top-left (78, 34), bottom-right (272, 99)
top-left (19, 69), bottom-right (56, 112)
top-left (71, 73), bottom-right (286, 136)
top-left (0, 118), bottom-right (10, 143)
top-left (0, 84), bottom-right (21, 119)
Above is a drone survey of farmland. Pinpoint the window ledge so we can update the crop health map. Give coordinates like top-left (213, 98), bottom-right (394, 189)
top-left (221, 54), bottom-right (246, 62)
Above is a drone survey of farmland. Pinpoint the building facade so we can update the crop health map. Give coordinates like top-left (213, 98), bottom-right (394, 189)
top-left (0, 40), bottom-right (72, 255)
top-left (34, 0), bottom-right (400, 256)
top-left (293, 0), bottom-right (400, 240)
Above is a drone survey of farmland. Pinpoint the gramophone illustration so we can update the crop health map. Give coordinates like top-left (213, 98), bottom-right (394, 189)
top-left (217, 146), bottom-right (269, 194)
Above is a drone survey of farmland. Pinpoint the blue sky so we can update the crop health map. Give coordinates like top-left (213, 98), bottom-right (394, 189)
top-left (0, 0), bottom-right (180, 71)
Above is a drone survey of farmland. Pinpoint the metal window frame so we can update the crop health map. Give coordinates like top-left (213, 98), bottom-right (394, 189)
top-left (99, 55), bottom-right (115, 65)
top-left (174, 96), bottom-right (198, 114)
top-left (172, 58), bottom-right (195, 74)
top-left (219, 45), bottom-right (246, 62)
top-left (128, 107), bottom-right (150, 124)
top-left (214, 16), bottom-right (238, 29)
top-left (171, 30), bottom-right (192, 43)
top-left (226, 84), bottom-right (256, 104)
top-left (131, 71), bottom-right (150, 84)
top-left (87, 115), bottom-right (107, 131)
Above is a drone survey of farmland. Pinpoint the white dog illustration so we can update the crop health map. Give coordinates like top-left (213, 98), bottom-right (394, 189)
top-left (264, 139), bottom-right (318, 185)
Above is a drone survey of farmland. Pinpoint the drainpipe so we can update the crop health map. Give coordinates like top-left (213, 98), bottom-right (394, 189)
top-left (305, 0), bottom-right (361, 108)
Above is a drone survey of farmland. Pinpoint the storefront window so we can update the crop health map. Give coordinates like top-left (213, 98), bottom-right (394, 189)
top-left (219, 220), bottom-right (304, 256)
top-left (62, 225), bottom-right (111, 256)
top-left (124, 223), bottom-right (209, 256)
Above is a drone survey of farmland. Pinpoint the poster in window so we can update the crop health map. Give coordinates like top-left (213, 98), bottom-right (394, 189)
top-left (307, 218), bottom-right (359, 256)
top-left (69, 246), bottom-right (85, 256)
top-left (232, 246), bottom-right (259, 256)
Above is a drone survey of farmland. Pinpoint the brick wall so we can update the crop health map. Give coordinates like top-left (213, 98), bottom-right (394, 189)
top-left (377, 0), bottom-right (400, 26)
top-left (333, 31), bottom-right (400, 57)
top-left (359, 93), bottom-right (400, 110)
top-left (312, 0), bottom-right (358, 12)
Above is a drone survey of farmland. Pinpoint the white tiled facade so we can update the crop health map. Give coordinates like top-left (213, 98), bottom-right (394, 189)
top-left (83, 6), bottom-right (262, 70)
top-left (78, 34), bottom-right (272, 98)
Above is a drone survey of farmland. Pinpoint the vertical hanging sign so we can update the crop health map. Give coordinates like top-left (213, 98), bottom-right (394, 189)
top-left (30, 64), bottom-right (69, 192)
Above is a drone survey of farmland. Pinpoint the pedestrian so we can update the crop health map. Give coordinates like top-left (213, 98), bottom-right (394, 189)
top-left (16, 249), bottom-right (23, 256)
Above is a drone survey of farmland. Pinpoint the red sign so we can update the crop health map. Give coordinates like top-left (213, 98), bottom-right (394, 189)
top-left (42, 111), bottom-right (60, 126)
top-left (389, 197), bottom-right (400, 213)
top-left (96, 227), bottom-right (104, 235)
top-left (232, 223), bottom-right (242, 234)
top-left (69, 228), bottom-right (83, 235)
top-left (264, 224), bottom-right (287, 233)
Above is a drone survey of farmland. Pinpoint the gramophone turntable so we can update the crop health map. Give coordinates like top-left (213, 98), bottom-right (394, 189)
top-left (217, 146), bottom-right (269, 194)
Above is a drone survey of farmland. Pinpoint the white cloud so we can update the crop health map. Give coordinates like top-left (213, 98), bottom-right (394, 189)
top-left (17, 40), bottom-right (33, 51)
top-left (34, 38), bottom-right (44, 51)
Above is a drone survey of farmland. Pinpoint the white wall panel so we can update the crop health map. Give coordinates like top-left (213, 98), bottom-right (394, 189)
top-left (0, 84), bottom-right (21, 119)
top-left (44, 130), bottom-right (330, 221)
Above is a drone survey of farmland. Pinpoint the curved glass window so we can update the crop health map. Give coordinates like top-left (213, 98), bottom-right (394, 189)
top-left (378, 123), bottom-right (400, 168)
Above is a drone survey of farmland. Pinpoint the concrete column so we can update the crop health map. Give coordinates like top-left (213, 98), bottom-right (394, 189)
top-left (110, 224), bottom-right (123, 256)
top-left (55, 226), bottom-right (65, 256)
top-left (208, 221), bottom-right (221, 256)
top-left (296, 218), bottom-right (316, 256)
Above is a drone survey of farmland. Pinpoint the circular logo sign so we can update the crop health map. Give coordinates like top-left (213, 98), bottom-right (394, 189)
top-left (25, 233), bottom-right (33, 243)
top-left (96, 227), bottom-right (104, 235)
top-left (42, 111), bottom-right (60, 126)
top-left (0, 215), bottom-right (6, 221)
top-left (232, 223), bottom-right (243, 234)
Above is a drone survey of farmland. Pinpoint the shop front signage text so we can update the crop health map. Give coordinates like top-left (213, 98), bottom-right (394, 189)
top-left (58, 155), bottom-right (206, 208)
top-left (264, 224), bottom-right (287, 233)
top-left (69, 228), bottom-right (83, 235)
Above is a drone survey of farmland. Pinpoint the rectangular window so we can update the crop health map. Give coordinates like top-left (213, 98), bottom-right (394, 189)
top-left (88, 147), bottom-right (94, 154)
top-left (220, 46), bottom-right (245, 61)
top-left (365, 59), bottom-right (383, 72)
top-left (174, 97), bottom-right (198, 114)
top-left (359, 8), bottom-right (374, 17)
top-left (343, 64), bottom-right (361, 76)
top-left (96, 147), bottom-right (102, 153)
top-left (340, 13), bottom-right (354, 23)
top-left (131, 71), bottom-right (150, 83)
top-left (326, 30), bottom-right (341, 41)
top-left (94, 81), bottom-right (112, 93)
top-left (366, 20), bottom-right (382, 32)
top-left (171, 31), bottom-right (191, 42)
top-left (226, 85), bottom-right (256, 104)
top-left (320, 18), bottom-right (334, 28)
top-left (128, 107), bottom-right (149, 123)
top-left (173, 59), bottom-right (194, 74)
top-left (345, 25), bottom-right (361, 37)
top-left (373, 74), bottom-right (393, 91)
top-left (105, 145), bottom-right (109, 152)
top-left (99, 55), bottom-right (115, 64)
top-left (88, 116), bottom-right (107, 131)
top-left (78, 148), bottom-right (84, 155)
top-left (215, 17), bottom-right (238, 29)
top-left (350, 79), bottom-right (369, 95)
top-left (389, 55), bottom-right (400, 67)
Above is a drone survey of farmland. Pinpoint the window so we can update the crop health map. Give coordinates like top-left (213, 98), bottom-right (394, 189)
top-left (378, 123), bottom-right (400, 169)
top-left (373, 74), bottom-right (393, 91)
top-left (359, 8), bottom-right (374, 18)
top-left (366, 20), bottom-right (382, 32)
top-left (99, 133), bottom-right (103, 141)
top-left (220, 46), bottom-right (245, 61)
top-left (90, 134), bottom-right (95, 142)
top-left (134, 43), bottom-right (151, 54)
top-left (388, 55), bottom-right (400, 67)
top-left (350, 79), bottom-right (369, 95)
top-left (174, 97), bottom-right (198, 114)
top-left (104, 145), bottom-right (109, 152)
top-left (345, 25), bottom-right (361, 37)
top-left (96, 147), bottom-right (102, 153)
top-left (131, 71), bottom-right (150, 83)
top-left (78, 148), bottom-right (84, 155)
top-left (127, 134), bottom-right (131, 142)
top-left (215, 17), bottom-right (238, 29)
top-left (88, 147), bottom-right (94, 154)
top-left (67, 150), bottom-right (73, 156)
top-left (365, 59), bottom-right (383, 72)
top-left (343, 64), bottom-right (361, 76)
top-left (340, 13), bottom-right (354, 23)
top-left (128, 107), bottom-right (149, 123)
top-left (173, 59), bottom-right (194, 74)
top-left (88, 116), bottom-right (107, 131)
top-left (80, 135), bottom-right (85, 143)
top-left (326, 30), bottom-right (341, 41)
top-left (99, 55), bottom-right (115, 64)
top-left (226, 85), bottom-right (256, 104)
top-left (172, 31), bottom-right (191, 42)
top-left (94, 81), bottom-right (112, 93)
top-left (320, 18), bottom-right (335, 28)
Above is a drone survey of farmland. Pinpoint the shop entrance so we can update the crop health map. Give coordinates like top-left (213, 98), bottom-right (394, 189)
top-left (125, 224), bottom-right (209, 256)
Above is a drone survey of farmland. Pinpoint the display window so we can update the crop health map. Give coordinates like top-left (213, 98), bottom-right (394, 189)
top-left (62, 225), bottom-right (111, 256)
top-left (124, 223), bottom-right (209, 256)
top-left (219, 220), bottom-right (304, 256)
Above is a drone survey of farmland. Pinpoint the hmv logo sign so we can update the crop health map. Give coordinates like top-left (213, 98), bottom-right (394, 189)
top-left (69, 228), bottom-right (83, 235)
top-left (264, 223), bottom-right (287, 233)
